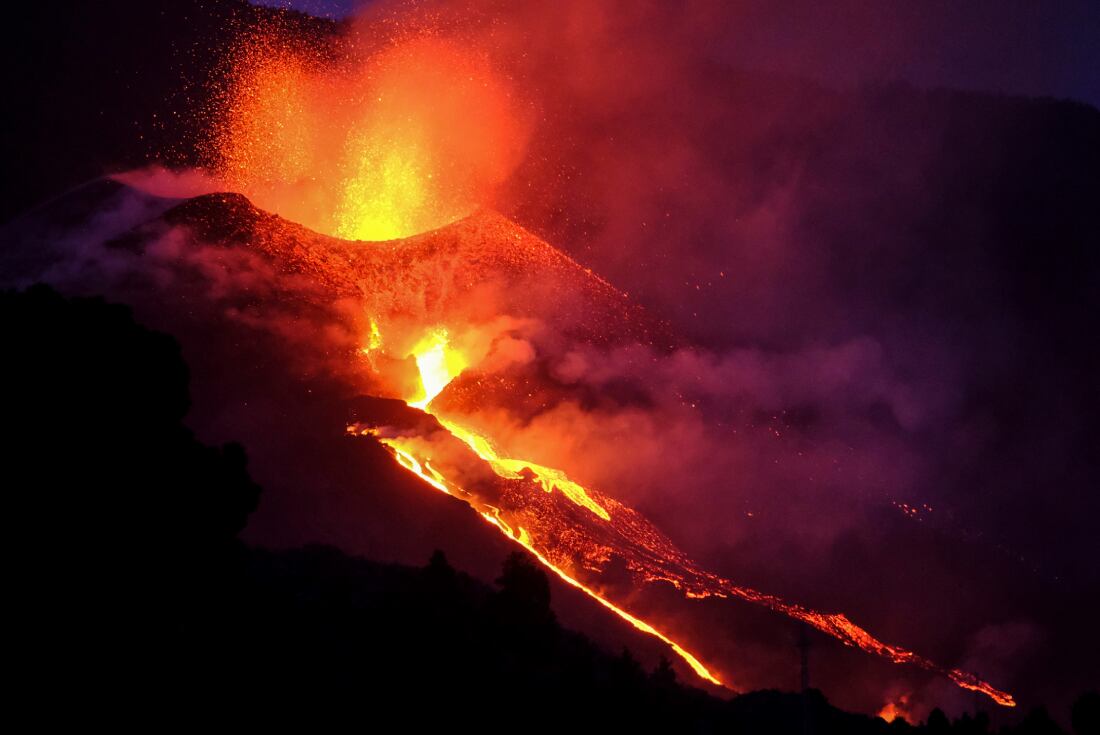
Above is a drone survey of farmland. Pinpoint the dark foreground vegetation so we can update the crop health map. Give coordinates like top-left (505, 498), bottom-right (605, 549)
top-left (4, 287), bottom-right (1096, 733)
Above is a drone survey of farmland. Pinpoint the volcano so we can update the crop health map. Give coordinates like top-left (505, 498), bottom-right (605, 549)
top-left (1, 176), bottom-right (1018, 705)
top-left (5, 0), bottom-right (1100, 726)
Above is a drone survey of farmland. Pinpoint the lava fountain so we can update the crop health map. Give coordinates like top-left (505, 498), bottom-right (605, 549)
top-left (211, 31), bottom-right (528, 241)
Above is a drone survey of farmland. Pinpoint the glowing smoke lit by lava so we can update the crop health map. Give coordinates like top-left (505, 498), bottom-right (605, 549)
top-left (878, 692), bottom-right (914, 724)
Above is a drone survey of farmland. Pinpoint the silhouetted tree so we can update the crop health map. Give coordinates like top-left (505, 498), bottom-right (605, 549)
top-left (890, 715), bottom-right (914, 732)
top-left (4, 284), bottom-right (263, 717)
top-left (3, 285), bottom-right (260, 574)
top-left (425, 548), bottom-right (457, 586)
top-left (954, 711), bottom-right (991, 735)
top-left (493, 550), bottom-right (554, 628)
top-left (421, 547), bottom-right (462, 633)
top-left (927, 708), bottom-right (952, 735)
top-left (1072, 691), bottom-right (1099, 735)
top-left (1016, 706), bottom-right (1065, 735)
top-left (611, 647), bottom-right (646, 689)
top-left (652, 655), bottom-right (678, 689)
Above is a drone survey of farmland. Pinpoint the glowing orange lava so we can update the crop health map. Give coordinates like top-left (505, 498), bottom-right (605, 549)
top-left (354, 325), bottom-right (722, 685)
top-left (407, 329), bottom-right (468, 409)
top-left (374, 427), bottom-right (722, 686)
top-left (212, 34), bottom-right (527, 241)
top-left (350, 321), bottom-right (1016, 707)
top-left (878, 693), bottom-right (913, 723)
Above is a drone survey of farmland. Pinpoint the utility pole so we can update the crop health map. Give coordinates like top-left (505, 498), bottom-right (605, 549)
top-left (973, 675), bottom-right (983, 721)
top-left (797, 623), bottom-right (813, 735)
top-left (797, 623), bottom-right (811, 692)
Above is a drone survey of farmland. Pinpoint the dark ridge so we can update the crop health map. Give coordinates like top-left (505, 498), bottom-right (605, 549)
top-left (161, 191), bottom-right (279, 244)
top-left (346, 395), bottom-right (442, 432)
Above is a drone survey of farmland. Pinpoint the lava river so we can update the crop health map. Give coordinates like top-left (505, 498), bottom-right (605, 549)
top-left (348, 316), bottom-right (1015, 707)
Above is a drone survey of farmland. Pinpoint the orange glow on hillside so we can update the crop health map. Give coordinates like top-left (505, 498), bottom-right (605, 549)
top-left (878, 692), bottom-right (913, 723)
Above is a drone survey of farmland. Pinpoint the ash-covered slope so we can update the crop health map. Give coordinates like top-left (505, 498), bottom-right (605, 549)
top-left (149, 191), bottom-right (679, 420)
top-left (158, 192), bottom-right (673, 349)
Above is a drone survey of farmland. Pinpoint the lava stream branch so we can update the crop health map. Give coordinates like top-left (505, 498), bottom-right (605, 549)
top-left (357, 424), bottom-right (725, 686)
top-left (347, 319), bottom-right (1014, 705)
top-left (350, 407), bottom-right (1015, 706)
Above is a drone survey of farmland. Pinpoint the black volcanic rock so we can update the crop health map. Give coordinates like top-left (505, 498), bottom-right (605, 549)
top-left (346, 395), bottom-right (441, 432)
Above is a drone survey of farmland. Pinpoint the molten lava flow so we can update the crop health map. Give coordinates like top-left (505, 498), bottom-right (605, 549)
top-left (352, 322), bottom-right (1016, 706)
top-left (408, 329), bottom-right (467, 410)
top-left (359, 326), bottom-right (721, 685)
top-left (436, 418), bottom-right (612, 522)
top-left (365, 425), bottom-right (722, 686)
top-left (212, 33), bottom-right (527, 241)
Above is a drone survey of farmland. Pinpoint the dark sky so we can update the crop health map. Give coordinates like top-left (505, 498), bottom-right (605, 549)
top-left (256, 0), bottom-right (1100, 109)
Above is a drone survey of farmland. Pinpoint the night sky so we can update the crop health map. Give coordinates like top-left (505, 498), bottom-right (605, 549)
top-left (257, 0), bottom-right (1100, 108)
